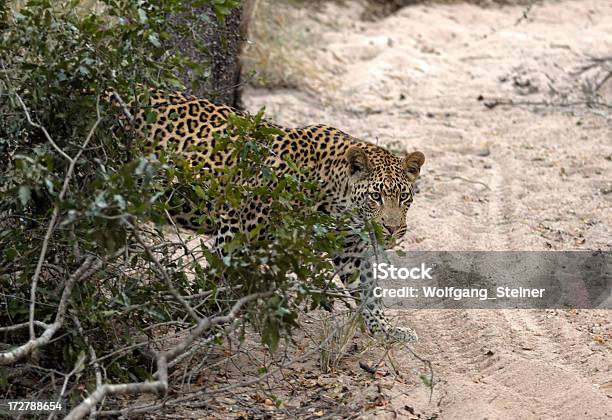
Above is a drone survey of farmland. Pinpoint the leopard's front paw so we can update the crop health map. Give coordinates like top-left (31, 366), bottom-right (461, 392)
top-left (364, 314), bottom-right (418, 343)
top-left (384, 325), bottom-right (418, 343)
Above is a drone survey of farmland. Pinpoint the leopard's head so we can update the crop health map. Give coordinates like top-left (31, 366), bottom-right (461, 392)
top-left (346, 146), bottom-right (425, 239)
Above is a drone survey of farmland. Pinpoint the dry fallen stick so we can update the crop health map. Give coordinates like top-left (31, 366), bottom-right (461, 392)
top-left (482, 97), bottom-right (612, 110)
top-left (439, 175), bottom-right (491, 191)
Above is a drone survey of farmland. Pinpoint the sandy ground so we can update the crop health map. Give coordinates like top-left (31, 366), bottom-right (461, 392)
top-left (235, 0), bottom-right (612, 418)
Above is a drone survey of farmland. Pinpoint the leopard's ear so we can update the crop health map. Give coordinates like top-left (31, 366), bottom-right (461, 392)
top-left (346, 146), bottom-right (371, 178)
top-left (404, 151), bottom-right (425, 176)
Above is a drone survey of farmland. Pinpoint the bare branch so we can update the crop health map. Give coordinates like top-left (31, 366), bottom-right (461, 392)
top-left (64, 355), bottom-right (169, 420)
top-left (0, 320), bottom-right (51, 333)
top-left (0, 257), bottom-right (102, 365)
top-left (28, 101), bottom-right (103, 342)
top-left (112, 90), bottom-right (135, 123)
top-left (28, 205), bottom-right (61, 341)
top-left (130, 225), bottom-right (201, 323)
top-left (163, 291), bottom-right (270, 361)
top-left (12, 91), bottom-right (72, 162)
top-left (69, 315), bottom-right (103, 420)
top-left (65, 291), bottom-right (269, 420)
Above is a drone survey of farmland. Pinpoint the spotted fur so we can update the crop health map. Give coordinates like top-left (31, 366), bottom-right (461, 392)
top-left (127, 88), bottom-right (425, 342)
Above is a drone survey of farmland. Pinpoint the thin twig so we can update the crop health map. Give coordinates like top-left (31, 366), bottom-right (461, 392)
top-left (515, 1), bottom-right (534, 26)
top-left (483, 97), bottom-right (612, 110)
top-left (0, 257), bottom-right (102, 365)
top-left (112, 90), bottom-right (135, 123)
top-left (13, 94), bottom-right (73, 161)
top-left (129, 223), bottom-right (201, 323)
top-left (441, 175), bottom-right (492, 191)
top-left (0, 320), bottom-right (51, 332)
top-left (69, 315), bottom-right (103, 420)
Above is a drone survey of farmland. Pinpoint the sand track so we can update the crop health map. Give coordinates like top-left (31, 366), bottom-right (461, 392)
top-left (398, 309), bottom-right (611, 418)
top-left (243, 0), bottom-right (611, 418)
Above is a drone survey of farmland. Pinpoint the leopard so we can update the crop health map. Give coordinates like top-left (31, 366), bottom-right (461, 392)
top-left (119, 88), bottom-right (425, 342)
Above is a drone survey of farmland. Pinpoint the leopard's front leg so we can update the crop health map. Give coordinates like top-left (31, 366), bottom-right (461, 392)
top-left (333, 237), bottom-right (418, 342)
top-left (359, 256), bottom-right (418, 342)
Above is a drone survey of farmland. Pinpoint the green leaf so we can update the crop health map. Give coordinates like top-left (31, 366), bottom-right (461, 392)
top-left (18, 186), bottom-right (31, 206)
top-left (95, 192), bottom-right (108, 209)
top-left (420, 374), bottom-right (433, 388)
top-left (114, 194), bottom-right (126, 209)
top-left (137, 8), bottom-right (147, 24)
top-left (148, 33), bottom-right (161, 48)
top-left (145, 110), bottom-right (158, 124)
top-left (194, 185), bottom-right (206, 199)
top-left (4, 248), bottom-right (18, 260)
top-left (44, 178), bottom-right (54, 194)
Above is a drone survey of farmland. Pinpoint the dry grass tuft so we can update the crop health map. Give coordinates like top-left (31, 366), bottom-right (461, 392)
top-left (242, 0), bottom-right (322, 90)
top-left (319, 312), bottom-right (360, 373)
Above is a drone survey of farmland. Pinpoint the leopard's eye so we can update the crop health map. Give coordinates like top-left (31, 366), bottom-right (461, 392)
top-left (400, 192), bottom-right (411, 201)
top-left (370, 192), bottom-right (381, 201)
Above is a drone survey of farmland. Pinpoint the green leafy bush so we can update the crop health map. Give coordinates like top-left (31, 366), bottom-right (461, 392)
top-left (0, 0), bottom-right (352, 409)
